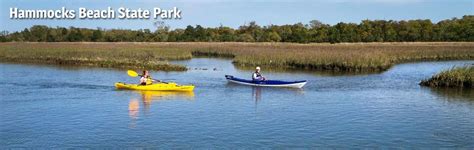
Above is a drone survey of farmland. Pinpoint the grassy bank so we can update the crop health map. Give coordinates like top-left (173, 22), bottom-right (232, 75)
top-left (185, 42), bottom-right (474, 72)
top-left (0, 43), bottom-right (189, 71)
top-left (420, 66), bottom-right (474, 88)
top-left (0, 42), bottom-right (473, 72)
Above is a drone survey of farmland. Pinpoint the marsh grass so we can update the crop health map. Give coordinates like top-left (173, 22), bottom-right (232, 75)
top-left (187, 42), bottom-right (474, 72)
top-left (0, 42), bottom-right (190, 71)
top-left (0, 42), bottom-right (473, 72)
top-left (420, 65), bottom-right (474, 88)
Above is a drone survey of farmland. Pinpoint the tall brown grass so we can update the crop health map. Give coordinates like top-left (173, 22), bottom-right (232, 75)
top-left (0, 42), bottom-right (473, 72)
top-left (181, 42), bottom-right (474, 72)
top-left (420, 65), bottom-right (474, 88)
top-left (0, 42), bottom-right (190, 71)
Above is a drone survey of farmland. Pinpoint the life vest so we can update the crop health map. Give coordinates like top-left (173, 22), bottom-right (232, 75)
top-left (255, 72), bottom-right (262, 77)
top-left (252, 72), bottom-right (262, 80)
top-left (141, 76), bottom-right (153, 85)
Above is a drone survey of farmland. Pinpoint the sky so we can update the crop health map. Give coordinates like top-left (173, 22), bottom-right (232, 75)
top-left (1, 0), bottom-right (472, 32)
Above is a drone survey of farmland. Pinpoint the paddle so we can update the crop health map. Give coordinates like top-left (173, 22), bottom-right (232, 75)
top-left (127, 70), bottom-right (168, 84)
top-left (127, 70), bottom-right (139, 77)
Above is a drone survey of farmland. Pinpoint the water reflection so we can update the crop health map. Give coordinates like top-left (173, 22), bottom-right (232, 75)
top-left (252, 87), bottom-right (262, 103)
top-left (128, 99), bottom-right (140, 128)
top-left (252, 87), bottom-right (268, 112)
top-left (250, 87), bottom-right (305, 109)
top-left (138, 91), bottom-right (195, 114)
top-left (128, 91), bottom-right (195, 127)
top-left (425, 87), bottom-right (474, 102)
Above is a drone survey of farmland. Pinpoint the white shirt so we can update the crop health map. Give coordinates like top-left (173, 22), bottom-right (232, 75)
top-left (140, 76), bottom-right (147, 84)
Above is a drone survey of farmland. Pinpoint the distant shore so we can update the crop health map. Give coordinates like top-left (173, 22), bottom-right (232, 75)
top-left (0, 42), bottom-right (473, 72)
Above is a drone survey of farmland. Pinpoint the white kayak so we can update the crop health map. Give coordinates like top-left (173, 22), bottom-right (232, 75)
top-left (225, 75), bottom-right (307, 88)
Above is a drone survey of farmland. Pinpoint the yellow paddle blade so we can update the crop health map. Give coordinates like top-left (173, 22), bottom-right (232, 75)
top-left (127, 70), bottom-right (138, 77)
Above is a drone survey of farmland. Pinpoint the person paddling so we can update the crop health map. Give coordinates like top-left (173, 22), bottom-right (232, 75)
top-left (139, 70), bottom-right (160, 85)
top-left (252, 66), bottom-right (266, 81)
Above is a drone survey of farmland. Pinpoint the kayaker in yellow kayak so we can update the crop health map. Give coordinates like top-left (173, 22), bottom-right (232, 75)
top-left (252, 66), bottom-right (266, 81)
top-left (117, 70), bottom-right (194, 91)
top-left (139, 70), bottom-right (160, 85)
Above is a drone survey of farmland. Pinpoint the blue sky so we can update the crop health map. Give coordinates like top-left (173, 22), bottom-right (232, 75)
top-left (1, 0), bottom-right (472, 32)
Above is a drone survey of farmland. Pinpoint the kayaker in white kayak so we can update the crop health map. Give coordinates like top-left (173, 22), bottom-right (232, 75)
top-left (252, 66), bottom-right (266, 81)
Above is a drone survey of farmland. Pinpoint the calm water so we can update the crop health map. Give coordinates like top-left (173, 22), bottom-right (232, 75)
top-left (1, 59), bottom-right (473, 148)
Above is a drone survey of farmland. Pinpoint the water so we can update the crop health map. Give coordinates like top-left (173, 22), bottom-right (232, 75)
top-left (1, 59), bottom-right (473, 148)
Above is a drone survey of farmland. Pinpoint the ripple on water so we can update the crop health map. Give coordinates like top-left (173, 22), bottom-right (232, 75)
top-left (1, 60), bottom-right (474, 148)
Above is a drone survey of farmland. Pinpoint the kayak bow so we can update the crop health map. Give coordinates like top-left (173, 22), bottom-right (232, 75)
top-left (225, 75), bottom-right (307, 88)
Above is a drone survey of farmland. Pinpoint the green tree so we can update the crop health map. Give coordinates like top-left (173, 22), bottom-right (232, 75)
top-left (0, 31), bottom-right (9, 42)
top-left (91, 29), bottom-right (103, 42)
top-left (237, 33), bottom-right (255, 42)
top-left (2, 15), bottom-right (473, 43)
top-left (309, 20), bottom-right (324, 29)
top-left (30, 25), bottom-right (49, 42)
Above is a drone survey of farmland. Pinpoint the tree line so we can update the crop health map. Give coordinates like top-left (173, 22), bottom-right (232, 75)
top-left (1, 15), bottom-right (472, 43)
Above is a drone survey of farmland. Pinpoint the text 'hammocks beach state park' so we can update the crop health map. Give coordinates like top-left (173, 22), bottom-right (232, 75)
top-left (9, 7), bottom-right (182, 19)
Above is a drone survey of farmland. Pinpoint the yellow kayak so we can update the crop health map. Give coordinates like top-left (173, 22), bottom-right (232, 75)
top-left (115, 82), bottom-right (194, 91)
